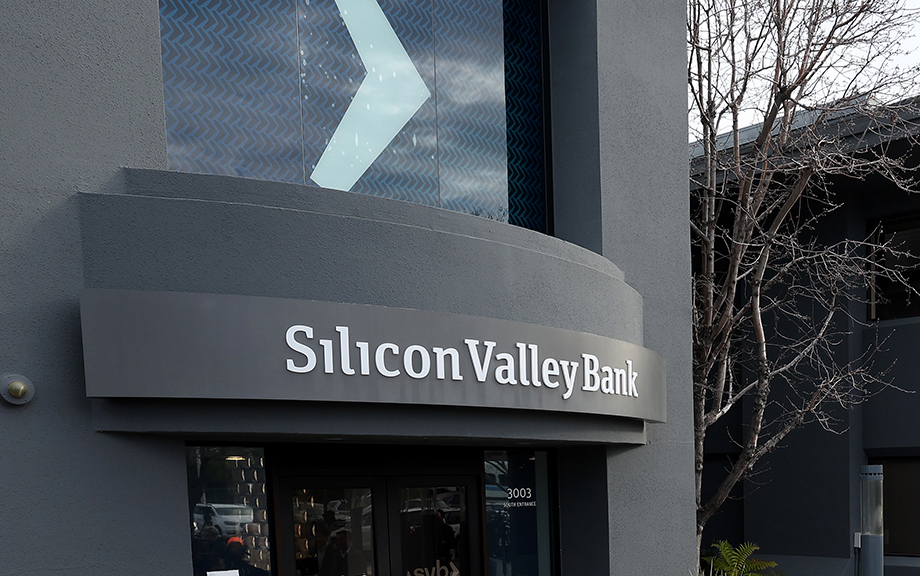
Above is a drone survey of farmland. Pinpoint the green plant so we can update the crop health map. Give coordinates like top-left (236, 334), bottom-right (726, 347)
top-left (701, 541), bottom-right (778, 576)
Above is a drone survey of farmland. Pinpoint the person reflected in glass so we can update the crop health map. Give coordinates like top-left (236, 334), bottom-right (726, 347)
top-left (434, 509), bottom-right (457, 565)
top-left (334, 528), bottom-right (370, 576)
top-left (192, 526), bottom-right (227, 575)
top-left (225, 536), bottom-right (269, 576)
top-left (305, 523), bottom-right (340, 576)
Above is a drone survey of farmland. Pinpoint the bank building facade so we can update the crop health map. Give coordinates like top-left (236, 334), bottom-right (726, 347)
top-left (0, 0), bottom-right (693, 574)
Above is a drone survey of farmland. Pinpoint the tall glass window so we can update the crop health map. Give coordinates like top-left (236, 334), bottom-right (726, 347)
top-left (187, 446), bottom-right (272, 575)
top-left (160, 0), bottom-right (547, 231)
top-left (292, 486), bottom-right (376, 576)
top-left (484, 450), bottom-right (553, 576)
top-left (869, 213), bottom-right (920, 321)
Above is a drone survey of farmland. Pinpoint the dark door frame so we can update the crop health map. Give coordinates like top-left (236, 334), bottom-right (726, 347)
top-left (267, 445), bottom-right (487, 576)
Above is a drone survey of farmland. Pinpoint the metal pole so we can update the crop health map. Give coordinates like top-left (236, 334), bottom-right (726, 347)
top-left (858, 465), bottom-right (884, 576)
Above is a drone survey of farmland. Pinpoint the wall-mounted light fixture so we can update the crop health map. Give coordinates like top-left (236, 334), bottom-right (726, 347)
top-left (1, 373), bottom-right (35, 405)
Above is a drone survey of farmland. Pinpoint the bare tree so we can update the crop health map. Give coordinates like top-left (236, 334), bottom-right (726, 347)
top-left (688, 0), bottom-right (920, 549)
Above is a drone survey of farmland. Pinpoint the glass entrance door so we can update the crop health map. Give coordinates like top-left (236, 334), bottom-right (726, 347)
top-left (388, 477), bottom-right (481, 576)
top-left (277, 476), bottom-right (482, 576)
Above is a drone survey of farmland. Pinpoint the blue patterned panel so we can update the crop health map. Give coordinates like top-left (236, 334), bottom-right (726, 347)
top-left (160, 0), bottom-right (302, 183)
top-left (161, 0), bottom-right (546, 231)
top-left (300, 0), bottom-right (440, 206)
top-left (357, 0), bottom-right (439, 205)
top-left (505, 0), bottom-right (547, 232)
top-left (435, 0), bottom-right (508, 220)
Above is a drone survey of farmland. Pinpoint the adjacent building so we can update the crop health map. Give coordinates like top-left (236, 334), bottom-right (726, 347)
top-left (699, 109), bottom-right (920, 576)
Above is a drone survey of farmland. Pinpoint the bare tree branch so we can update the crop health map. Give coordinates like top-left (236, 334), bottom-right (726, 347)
top-left (688, 0), bottom-right (920, 555)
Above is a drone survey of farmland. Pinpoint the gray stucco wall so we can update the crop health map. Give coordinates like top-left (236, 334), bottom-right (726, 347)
top-left (593, 0), bottom-right (698, 573)
top-left (0, 0), bottom-right (693, 575)
top-left (82, 169), bottom-right (645, 343)
top-left (0, 1), bottom-right (191, 574)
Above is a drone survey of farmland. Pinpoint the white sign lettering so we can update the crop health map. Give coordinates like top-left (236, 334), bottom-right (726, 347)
top-left (408, 560), bottom-right (459, 576)
top-left (285, 324), bottom-right (640, 401)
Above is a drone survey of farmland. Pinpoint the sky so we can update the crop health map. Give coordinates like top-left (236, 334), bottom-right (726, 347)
top-left (897, 0), bottom-right (920, 69)
top-left (690, 0), bottom-right (920, 139)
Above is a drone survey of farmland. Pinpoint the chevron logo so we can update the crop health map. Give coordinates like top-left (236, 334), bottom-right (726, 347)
top-left (310, 0), bottom-right (431, 192)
